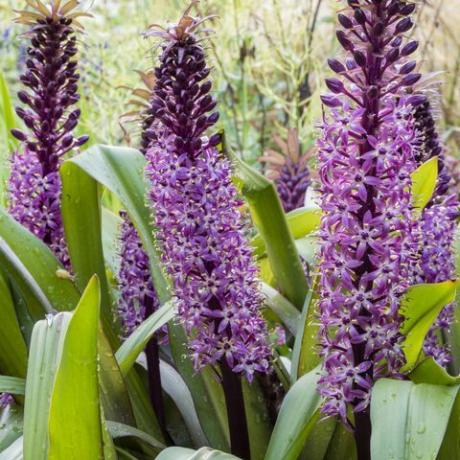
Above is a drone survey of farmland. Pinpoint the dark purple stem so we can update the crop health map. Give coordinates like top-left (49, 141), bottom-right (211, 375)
top-left (221, 361), bottom-right (250, 460)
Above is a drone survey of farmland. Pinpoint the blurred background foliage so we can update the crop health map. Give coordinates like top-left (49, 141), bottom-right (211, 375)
top-left (1, 0), bottom-right (459, 172)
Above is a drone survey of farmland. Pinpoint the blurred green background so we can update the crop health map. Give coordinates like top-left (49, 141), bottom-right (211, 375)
top-left (1, 0), bottom-right (459, 176)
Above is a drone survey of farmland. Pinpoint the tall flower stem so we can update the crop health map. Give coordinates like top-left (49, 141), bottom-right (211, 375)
top-left (220, 362), bottom-right (250, 460)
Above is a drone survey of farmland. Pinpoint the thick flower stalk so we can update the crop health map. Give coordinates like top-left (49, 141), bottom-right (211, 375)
top-left (414, 101), bottom-right (459, 366)
top-left (260, 128), bottom-right (311, 212)
top-left (145, 9), bottom-right (270, 457)
top-left (9, 1), bottom-right (89, 267)
top-left (317, 1), bottom-right (422, 456)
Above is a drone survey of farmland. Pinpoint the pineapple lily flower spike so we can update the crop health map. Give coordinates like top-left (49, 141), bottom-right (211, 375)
top-left (144, 3), bottom-right (271, 458)
top-left (316, 1), bottom-right (427, 458)
top-left (9, 0), bottom-right (90, 267)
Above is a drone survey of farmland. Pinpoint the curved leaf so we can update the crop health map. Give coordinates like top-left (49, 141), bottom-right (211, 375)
top-left (252, 207), bottom-right (321, 257)
top-left (400, 280), bottom-right (460, 371)
top-left (116, 301), bottom-right (175, 376)
top-left (261, 283), bottom-right (300, 336)
top-left (156, 446), bottom-right (241, 460)
top-left (230, 149), bottom-right (308, 310)
top-left (371, 379), bottom-right (459, 460)
top-left (265, 366), bottom-right (322, 460)
top-left (61, 158), bottom-right (118, 345)
top-left (0, 405), bottom-right (23, 451)
top-left (0, 436), bottom-right (23, 460)
top-left (0, 207), bottom-right (80, 318)
top-left (106, 421), bottom-right (164, 449)
top-left (48, 276), bottom-right (103, 460)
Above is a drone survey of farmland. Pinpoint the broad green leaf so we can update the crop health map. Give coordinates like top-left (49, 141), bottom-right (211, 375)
top-left (437, 392), bottom-right (460, 460)
top-left (291, 281), bottom-right (320, 382)
top-left (0, 207), bottom-right (80, 318)
top-left (261, 283), bottom-right (300, 335)
top-left (0, 377), bottom-right (25, 396)
top-left (116, 301), bottom-right (175, 376)
top-left (156, 446), bottom-right (241, 460)
top-left (242, 378), bottom-right (272, 460)
top-left (230, 151), bottom-right (308, 310)
top-left (252, 207), bottom-right (321, 257)
top-left (0, 405), bottom-right (23, 451)
top-left (48, 276), bottom-right (103, 460)
top-left (411, 156), bottom-right (438, 212)
top-left (0, 436), bottom-right (23, 460)
top-left (265, 366), bottom-right (322, 460)
top-left (401, 281), bottom-right (460, 371)
top-left (0, 271), bottom-right (27, 379)
top-left (23, 313), bottom-right (71, 460)
top-left (65, 145), bottom-right (169, 303)
top-left (101, 407), bottom-right (117, 460)
top-left (371, 379), bottom-right (459, 460)
top-left (61, 159), bottom-right (118, 345)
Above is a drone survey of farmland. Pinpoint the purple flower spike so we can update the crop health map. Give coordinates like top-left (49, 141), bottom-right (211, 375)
top-left (145, 14), bottom-right (271, 381)
top-left (260, 129), bottom-right (311, 212)
top-left (413, 101), bottom-right (459, 367)
top-left (9, 1), bottom-right (89, 266)
top-left (317, 0), bottom-right (422, 431)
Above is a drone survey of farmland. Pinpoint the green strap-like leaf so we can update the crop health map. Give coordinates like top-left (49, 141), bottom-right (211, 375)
top-left (265, 366), bottom-right (322, 460)
top-left (251, 207), bottom-right (321, 257)
top-left (23, 312), bottom-right (71, 460)
top-left (106, 421), bottom-right (164, 450)
top-left (0, 207), bottom-right (80, 319)
top-left (116, 301), bottom-right (175, 375)
top-left (230, 151), bottom-right (308, 310)
top-left (60, 159), bottom-right (118, 346)
top-left (0, 436), bottom-right (23, 460)
top-left (371, 379), bottom-right (459, 460)
top-left (400, 280), bottom-right (460, 372)
top-left (0, 271), bottom-right (27, 379)
top-left (0, 376), bottom-right (25, 396)
top-left (48, 276), bottom-right (103, 460)
top-left (0, 405), bottom-right (23, 452)
top-left (411, 156), bottom-right (438, 212)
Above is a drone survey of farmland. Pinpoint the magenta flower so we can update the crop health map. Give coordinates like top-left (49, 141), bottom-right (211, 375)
top-left (9, 2), bottom-right (88, 267)
top-left (316, 1), bottom-right (422, 448)
top-left (145, 15), bottom-right (271, 382)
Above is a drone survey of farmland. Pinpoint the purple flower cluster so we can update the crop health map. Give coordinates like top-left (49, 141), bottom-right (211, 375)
top-left (118, 212), bottom-right (158, 335)
top-left (145, 16), bottom-right (271, 381)
top-left (9, 2), bottom-right (88, 267)
top-left (275, 159), bottom-right (311, 212)
top-left (317, 0), bottom-right (422, 423)
top-left (413, 101), bottom-right (459, 366)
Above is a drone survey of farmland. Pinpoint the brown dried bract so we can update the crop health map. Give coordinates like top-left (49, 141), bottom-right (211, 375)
top-left (14, 0), bottom-right (92, 28)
